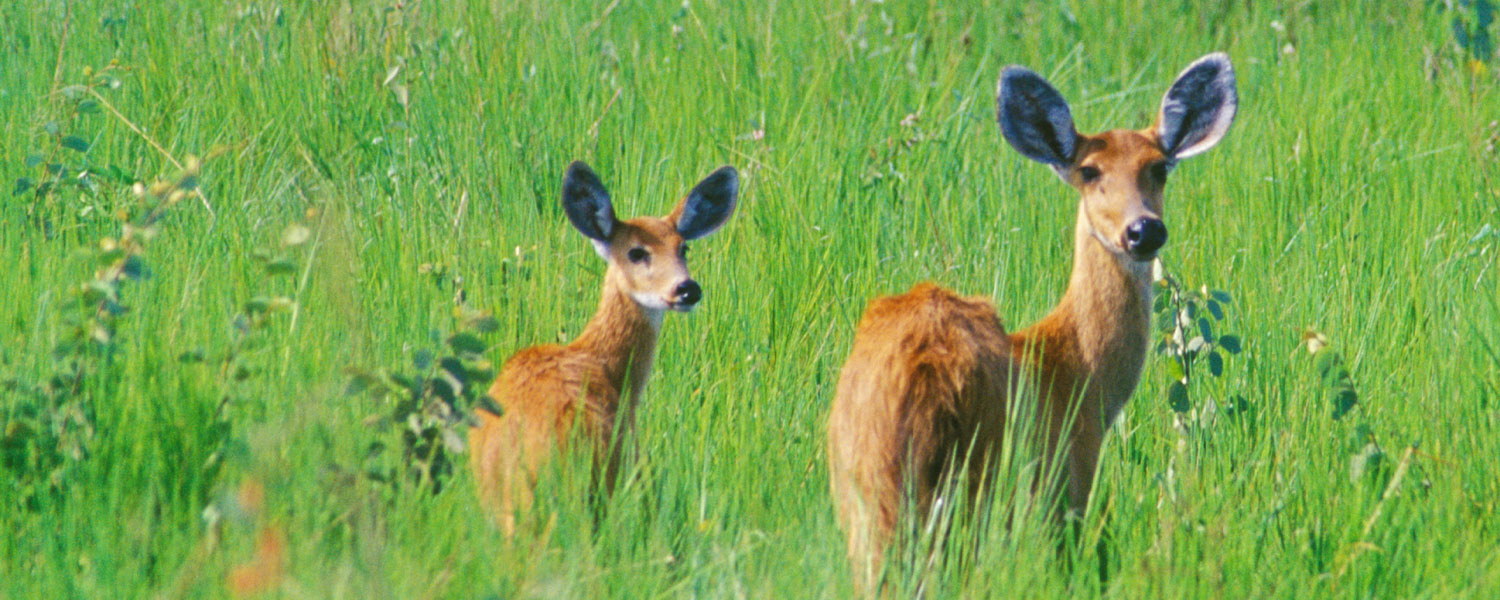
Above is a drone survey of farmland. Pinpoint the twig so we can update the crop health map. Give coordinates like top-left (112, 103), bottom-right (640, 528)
top-left (587, 87), bottom-right (623, 140)
top-left (1361, 445), bottom-right (1415, 538)
top-left (452, 189), bottom-right (470, 235)
top-left (581, 0), bottom-right (621, 36)
top-left (50, 0), bottom-right (73, 98)
top-left (84, 87), bottom-right (216, 219)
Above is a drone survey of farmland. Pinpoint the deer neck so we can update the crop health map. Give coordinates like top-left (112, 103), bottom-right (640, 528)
top-left (570, 270), bottom-right (665, 407)
top-left (1030, 203), bottom-right (1154, 424)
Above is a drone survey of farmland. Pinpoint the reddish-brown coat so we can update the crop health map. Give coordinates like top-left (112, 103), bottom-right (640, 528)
top-left (828, 128), bottom-right (1188, 588)
top-left (469, 162), bottom-right (738, 535)
top-left (469, 264), bottom-right (662, 534)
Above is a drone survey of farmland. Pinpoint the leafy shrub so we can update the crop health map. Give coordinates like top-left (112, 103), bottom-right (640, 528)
top-left (347, 287), bottom-right (500, 494)
top-left (2, 162), bottom-right (200, 508)
top-left (1151, 263), bottom-right (1244, 424)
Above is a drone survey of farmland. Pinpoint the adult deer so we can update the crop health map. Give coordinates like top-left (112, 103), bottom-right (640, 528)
top-left (470, 161), bottom-right (737, 534)
top-left (827, 53), bottom-right (1237, 589)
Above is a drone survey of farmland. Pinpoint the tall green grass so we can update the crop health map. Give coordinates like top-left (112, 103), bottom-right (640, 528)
top-left (2, 0), bottom-right (1497, 597)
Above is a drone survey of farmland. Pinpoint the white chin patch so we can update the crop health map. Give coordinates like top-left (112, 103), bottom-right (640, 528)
top-left (629, 290), bottom-right (669, 311)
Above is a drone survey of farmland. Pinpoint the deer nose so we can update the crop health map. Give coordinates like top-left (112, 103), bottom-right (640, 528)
top-left (674, 280), bottom-right (702, 306)
top-left (1124, 218), bottom-right (1167, 260)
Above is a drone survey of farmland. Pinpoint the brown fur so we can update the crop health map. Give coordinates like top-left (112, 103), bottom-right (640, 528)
top-left (469, 215), bottom-right (692, 535)
top-left (827, 128), bottom-right (1174, 589)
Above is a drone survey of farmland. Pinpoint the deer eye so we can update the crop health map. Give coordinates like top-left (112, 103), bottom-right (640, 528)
top-left (627, 247), bottom-right (649, 264)
top-left (1078, 166), bottom-right (1102, 184)
top-left (679, 244), bottom-right (690, 258)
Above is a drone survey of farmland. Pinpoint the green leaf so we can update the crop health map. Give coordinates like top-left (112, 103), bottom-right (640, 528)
top-left (1219, 335), bottom-right (1242, 354)
top-left (448, 332), bottom-right (487, 356)
top-left (61, 135), bottom-right (90, 153)
top-left (1349, 442), bottom-right (1383, 483)
top-left (25, 154), bottom-right (43, 168)
top-left (1168, 381), bottom-right (1189, 413)
top-left (441, 428), bottom-right (465, 454)
top-left (469, 315), bottom-right (500, 333)
top-left (344, 369), bottom-right (382, 396)
top-left (282, 224), bottom-right (311, 247)
top-left (85, 279), bottom-right (119, 303)
top-left (244, 296), bottom-right (270, 315)
top-left (1208, 350), bottom-right (1223, 376)
top-left (104, 165), bottom-right (135, 184)
top-left (1206, 299), bottom-right (1224, 320)
top-left (1156, 312), bottom-right (1175, 333)
top-left (1197, 317), bottom-right (1214, 343)
top-left (1332, 388), bottom-right (1358, 420)
top-left (13, 177), bottom-right (33, 196)
top-left (265, 259), bottom-right (298, 276)
top-left (120, 255), bottom-right (149, 280)
top-left (1210, 290), bottom-right (1232, 304)
top-left (431, 370), bottom-right (462, 402)
top-left (77, 99), bottom-right (100, 114)
top-left (1166, 356), bottom-right (1186, 382)
top-left (1224, 395), bottom-right (1251, 417)
top-left (1316, 351), bottom-right (1346, 382)
top-left (44, 121), bottom-right (59, 136)
top-left (1186, 336), bottom-right (1208, 354)
top-left (413, 349), bottom-right (433, 371)
top-left (476, 394), bottom-right (504, 417)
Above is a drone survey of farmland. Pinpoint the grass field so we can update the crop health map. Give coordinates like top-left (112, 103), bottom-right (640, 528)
top-left (3, 0), bottom-right (1499, 597)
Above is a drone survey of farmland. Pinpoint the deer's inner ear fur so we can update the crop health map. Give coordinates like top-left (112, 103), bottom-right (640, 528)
top-left (1156, 53), bottom-right (1238, 160)
top-left (997, 66), bottom-right (1078, 170)
top-left (561, 161), bottom-right (617, 242)
top-left (674, 166), bottom-right (739, 241)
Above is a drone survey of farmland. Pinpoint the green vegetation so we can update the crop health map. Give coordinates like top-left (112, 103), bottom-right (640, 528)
top-left (2, 1), bottom-right (1497, 597)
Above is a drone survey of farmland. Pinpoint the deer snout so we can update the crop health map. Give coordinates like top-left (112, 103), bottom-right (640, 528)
top-left (671, 279), bottom-right (702, 310)
top-left (1124, 217), bottom-right (1167, 261)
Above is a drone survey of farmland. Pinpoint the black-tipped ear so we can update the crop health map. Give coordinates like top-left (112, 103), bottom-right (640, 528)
top-left (673, 166), bottom-right (738, 241)
top-left (997, 66), bottom-right (1078, 169)
top-left (1156, 53), bottom-right (1237, 160)
top-left (561, 161), bottom-right (615, 242)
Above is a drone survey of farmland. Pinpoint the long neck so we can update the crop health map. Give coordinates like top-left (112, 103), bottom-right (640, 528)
top-left (569, 270), bottom-right (665, 408)
top-left (1024, 204), bottom-right (1154, 424)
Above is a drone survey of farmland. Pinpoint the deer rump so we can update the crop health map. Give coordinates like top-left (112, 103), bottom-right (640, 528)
top-left (828, 283), bottom-right (1020, 554)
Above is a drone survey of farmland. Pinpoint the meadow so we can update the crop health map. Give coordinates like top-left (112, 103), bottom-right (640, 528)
top-left (2, 0), bottom-right (1498, 597)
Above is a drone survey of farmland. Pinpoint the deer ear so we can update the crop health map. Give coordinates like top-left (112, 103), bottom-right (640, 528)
top-left (672, 166), bottom-right (737, 241)
top-left (997, 66), bottom-right (1078, 169)
top-left (560, 161), bottom-right (616, 242)
top-left (1156, 53), bottom-right (1237, 160)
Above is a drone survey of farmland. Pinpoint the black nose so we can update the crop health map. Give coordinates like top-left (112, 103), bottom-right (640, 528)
top-left (674, 280), bottom-right (702, 306)
top-left (1124, 218), bottom-right (1167, 259)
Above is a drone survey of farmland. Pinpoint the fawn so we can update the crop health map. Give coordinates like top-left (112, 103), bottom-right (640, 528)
top-left (470, 161), bottom-right (737, 534)
top-left (827, 53), bottom-right (1237, 588)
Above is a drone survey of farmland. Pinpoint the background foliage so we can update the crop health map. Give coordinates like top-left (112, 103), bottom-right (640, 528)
top-left (2, 0), bottom-right (1497, 597)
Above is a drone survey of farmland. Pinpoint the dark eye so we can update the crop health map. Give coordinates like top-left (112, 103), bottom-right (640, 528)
top-left (1078, 166), bottom-right (1102, 183)
top-left (627, 247), bottom-right (649, 264)
top-left (1148, 162), bottom-right (1169, 184)
top-left (679, 244), bottom-right (690, 258)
